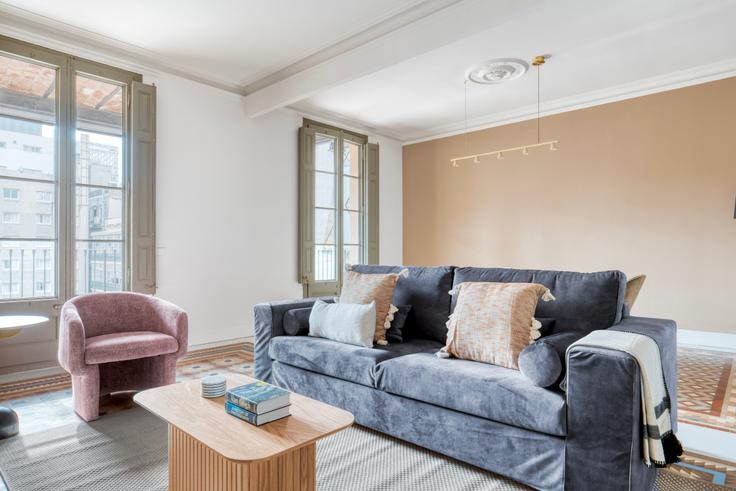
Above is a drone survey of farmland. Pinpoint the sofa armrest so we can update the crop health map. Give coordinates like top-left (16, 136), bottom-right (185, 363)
top-left (253, 297), bottom-right (333, 382)
top-left (609, 316), bottom-right (678, 430)
top-left (564, 316), bottom-right (677, 490)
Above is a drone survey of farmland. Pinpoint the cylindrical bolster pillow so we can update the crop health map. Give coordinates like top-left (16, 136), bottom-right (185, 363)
top-left (518, 331), bottom-right (587, 388)
top-left (283, 307), bottom-right (312, 336)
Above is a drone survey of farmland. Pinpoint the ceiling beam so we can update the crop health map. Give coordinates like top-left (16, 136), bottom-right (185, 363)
top-left (243, 0), bottom-right (538, 118)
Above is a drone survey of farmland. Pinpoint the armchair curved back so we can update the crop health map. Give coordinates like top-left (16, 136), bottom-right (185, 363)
top-left (68, 292), bottom-right (166, 338)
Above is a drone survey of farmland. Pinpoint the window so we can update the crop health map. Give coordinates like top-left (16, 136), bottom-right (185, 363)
top-left (0, 35), bottom-right (156, 311)
top-left (298, 120), bottom-right (379, 297)
top-left (36, 213), bottom-right (52, 225)
top-left (36, 191), bottom-right (52, 203)
top-left (3, 212), bottom-right (19, 224)
top-left (3, 188), bottom-right (19, 200)
top-left (23, 144), bottom-right (42, 153)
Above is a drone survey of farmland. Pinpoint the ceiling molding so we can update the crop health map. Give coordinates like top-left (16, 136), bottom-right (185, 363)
top-left (0, 2), bottom-right (245, 93)
top-left (242, 0), bottom-right (537, 118)
top-left (243, 0), bottom-right (462, 94)
top-left (286, 104), bottom-right (405, 142)
top-left (401, 57), bottom-right (736, 145)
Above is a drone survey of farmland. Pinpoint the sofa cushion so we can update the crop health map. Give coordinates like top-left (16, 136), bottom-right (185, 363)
top-left (84, 331), bottom-right (178, 365)
top-left (519, 332), bottom-right (586, 388)
top-left (453, 267), bottom-right (626, 334)
top-left (268, 336), bottom-right (444, 387)
top-left (374, 352), bottom-right (567, 436)
top-left (283, 307), bottom-right (311, 336)
top-left (386, 305), bottom-right (412, 343)
top-left (308, 299), bottom-right (376, 347)
top-left (351, 265), bottom-right (455, 343)
top-left (442, 282), bottom-right (554, 369)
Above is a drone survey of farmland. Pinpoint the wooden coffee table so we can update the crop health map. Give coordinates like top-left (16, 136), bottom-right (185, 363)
top-left (134, 374), bottom-right (353, 491)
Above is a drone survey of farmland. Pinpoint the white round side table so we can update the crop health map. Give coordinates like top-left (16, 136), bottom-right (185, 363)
top-left (0, 315), bottom-right (49, 439)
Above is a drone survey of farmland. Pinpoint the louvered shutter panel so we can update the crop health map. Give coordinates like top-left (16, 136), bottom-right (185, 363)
top-left (130, 81), bottom-right (156, 294)
top-left (365, 142), bottom-right (379, 264)
top-left (299, 127), bottom-right (317, 286)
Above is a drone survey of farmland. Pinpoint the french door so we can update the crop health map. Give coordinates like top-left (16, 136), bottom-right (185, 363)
top-left (0, 36), bottom-right (141, 372)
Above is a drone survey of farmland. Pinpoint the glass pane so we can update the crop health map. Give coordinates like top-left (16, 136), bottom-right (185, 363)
top-left (343, 245), bottom-right (360, 268)
top-left (343, 210), bottom-right (361, 245)
top-left (0, 53), bottom-right (58, 300)
top-left (343, 140), bottom-right (361, 177)
top-left (0, 179), bottom-right (55, 239)
top-left (75, 187), bottom-right (122, 240)
top-left (315, 208), bottom-right (335, 245)
top-left (343, 176), bottom-right (360, 211)
top-left (75, 241), bottom-right (123, 294)
top-left (315, 172), bottom-right (335, 209)
top-left (76, 75), bottom-right (123, 187)
top-left (0, 240), bottom-right (55, 299)
top-left (315, 134), bottom-right (335, 172)
top-left (314, 245), bottom-right (336, 282)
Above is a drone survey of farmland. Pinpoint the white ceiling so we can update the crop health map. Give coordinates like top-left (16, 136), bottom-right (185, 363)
top-left (2, 0), bottom-right (735, 142)
top-left (0, 0), bottom-right (427, 89)
top-left (293, 0), bottom-right (736, 141)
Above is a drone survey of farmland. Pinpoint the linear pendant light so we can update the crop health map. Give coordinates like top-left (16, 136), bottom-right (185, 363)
top-left (450, 55), bottom-right (558, 167)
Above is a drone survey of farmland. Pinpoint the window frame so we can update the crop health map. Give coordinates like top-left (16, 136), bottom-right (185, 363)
top-left (0, 34), bottom-right (141, 311)
top-left (299, 119), bottom-right (378, 297)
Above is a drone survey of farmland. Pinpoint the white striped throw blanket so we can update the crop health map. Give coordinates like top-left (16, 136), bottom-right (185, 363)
top-left (566, 330), bottom-right (683, 467)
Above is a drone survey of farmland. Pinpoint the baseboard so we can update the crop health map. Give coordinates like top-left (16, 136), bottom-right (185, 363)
top-left (0, 365), bottom-right (67, 385)
top-left (678, 329), bottom-right (736, 352)
top-left (0, 336), bottom-right (254, 385)
top-left (187, 336), bottom-right (253, 351)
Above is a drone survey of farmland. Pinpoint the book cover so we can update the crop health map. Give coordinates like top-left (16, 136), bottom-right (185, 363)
top-left (225, 401), bottom-right (291, 426)
top-left (226, 381), bottom-right (290, 414)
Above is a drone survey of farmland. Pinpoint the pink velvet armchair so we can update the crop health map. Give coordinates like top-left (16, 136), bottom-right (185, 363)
top-left (58, 292), bottom-right (188, 421)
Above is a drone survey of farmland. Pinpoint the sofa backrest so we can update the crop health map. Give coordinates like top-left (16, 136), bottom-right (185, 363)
top-left (453, 267), bottom-right (627, 335)
top-left (350, 265), bottom-right (455, 343)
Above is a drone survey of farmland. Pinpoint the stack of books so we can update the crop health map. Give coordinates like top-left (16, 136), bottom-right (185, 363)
top-left (225, 381), bottom-right (291, 426)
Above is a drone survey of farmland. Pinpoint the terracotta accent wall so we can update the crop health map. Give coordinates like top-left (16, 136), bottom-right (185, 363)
top-left (403, 77), bottom-right (736, 333)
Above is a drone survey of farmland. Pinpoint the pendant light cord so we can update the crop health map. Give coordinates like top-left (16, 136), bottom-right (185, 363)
top-left (464, 80), bottom-right (469, 150)
top-left (537, 63), bottom-right (541, 144)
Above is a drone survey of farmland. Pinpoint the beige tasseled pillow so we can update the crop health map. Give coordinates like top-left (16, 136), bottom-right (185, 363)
top-left (339, 269), bottom-right (407, 345)
top-left (438, 282), bottom-right (555, 369)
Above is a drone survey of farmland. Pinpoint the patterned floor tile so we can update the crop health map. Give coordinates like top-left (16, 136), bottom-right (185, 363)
top-left (678, 347), bottom-right (736, 433)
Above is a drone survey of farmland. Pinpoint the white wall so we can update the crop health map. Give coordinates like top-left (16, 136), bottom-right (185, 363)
top-left (149, 72), bottom-right (403, 347)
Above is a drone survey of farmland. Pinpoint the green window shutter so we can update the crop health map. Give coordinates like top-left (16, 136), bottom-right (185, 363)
top-left (298, 127), bottom-right (316, 286)
top-left (130, 81), bottom-right (156, 294)
top-left (365, 142), bottom-right (379, 264)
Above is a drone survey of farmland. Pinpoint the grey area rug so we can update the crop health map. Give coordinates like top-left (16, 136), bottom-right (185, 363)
top-left (0, 407), bottom-right (722, 491)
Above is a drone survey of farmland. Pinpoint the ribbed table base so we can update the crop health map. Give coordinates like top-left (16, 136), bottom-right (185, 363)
top-left (168, 425), bottom-right (317, 491)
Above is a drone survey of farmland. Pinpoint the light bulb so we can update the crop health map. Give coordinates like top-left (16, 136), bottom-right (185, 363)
top-left (473, 155), bottom-right (480, 164)
top-left (522, 147), bottom-right (529, 156)
top-left (549, 142), bottom-right (557, 151)
top-left (497, 152), bottom-right (503, 160)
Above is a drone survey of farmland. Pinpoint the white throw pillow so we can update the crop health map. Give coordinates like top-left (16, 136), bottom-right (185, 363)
top-left (308, 299), bottom-right (376, 347)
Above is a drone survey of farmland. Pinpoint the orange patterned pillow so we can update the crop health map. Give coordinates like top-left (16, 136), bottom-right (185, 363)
top-left (339, 269), bottom-right (407, 345)
top-left (438, 282), bottom-right (555, 369)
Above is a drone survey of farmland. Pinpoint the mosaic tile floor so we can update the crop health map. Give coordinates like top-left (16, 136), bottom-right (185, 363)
top-left (1, 342), bottom-right (735, 488)
top-left (678, 347), bottom-right (736, 433)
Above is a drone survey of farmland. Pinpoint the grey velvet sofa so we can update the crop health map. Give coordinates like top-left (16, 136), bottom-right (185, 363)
top-left (254, 266), bottom-right (678, 491)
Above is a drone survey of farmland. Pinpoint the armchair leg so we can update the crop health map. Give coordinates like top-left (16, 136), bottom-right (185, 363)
top-left (72, 369), bottom-right (100, 422)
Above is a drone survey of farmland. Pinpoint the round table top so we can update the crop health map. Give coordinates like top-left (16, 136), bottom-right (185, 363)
top-left (0, 315), bottom-right (49, 330)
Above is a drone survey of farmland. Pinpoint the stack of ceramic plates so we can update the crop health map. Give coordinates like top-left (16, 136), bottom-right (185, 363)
top-left (200, 374), bottom-right (226, 398)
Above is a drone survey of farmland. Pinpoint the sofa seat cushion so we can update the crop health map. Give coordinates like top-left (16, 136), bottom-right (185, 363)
top-left (85, 331), bottom-right (179, 364)
top-left (268, 336), bottom-right (443, 387)
top-left (374, 353), bottom-right (567, 436)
